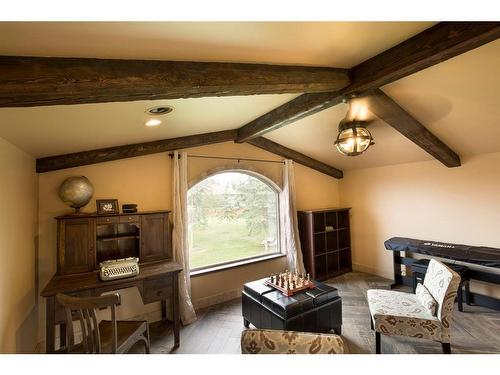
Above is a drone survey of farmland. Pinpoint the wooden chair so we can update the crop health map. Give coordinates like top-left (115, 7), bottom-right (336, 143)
top-left (56, 293), bottom-right (150, 354)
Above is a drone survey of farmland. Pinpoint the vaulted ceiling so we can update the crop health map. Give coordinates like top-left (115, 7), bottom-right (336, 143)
top-left (0, 22), bottom-right (499, 175)
top-left (266, 38), bottom-right (500, 170)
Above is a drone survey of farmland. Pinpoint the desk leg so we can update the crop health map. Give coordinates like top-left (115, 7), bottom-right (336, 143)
top-left (458, 282), bottom-right (464, 312)
top-left (173, 274), bottom-right (180, 349)
top-left (465, 281), bottom-right (471, 306)
top-left (161, 300), bottom-right (167, 320)
top-left (46, 297), bottom-right (55, 353)
top-left (60, 323), bottom-right (67, 349)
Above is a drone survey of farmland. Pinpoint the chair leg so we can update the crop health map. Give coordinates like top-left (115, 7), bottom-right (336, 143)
top-left (375, 332), bottom-right (381, 354)
top-left (441, 342), bottom-right (451, 354)
top-left (144, 325), bottom-right (151, 354)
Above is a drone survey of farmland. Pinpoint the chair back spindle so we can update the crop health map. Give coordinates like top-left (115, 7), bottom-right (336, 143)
top-left (56, 293), bottom-right (121, 353)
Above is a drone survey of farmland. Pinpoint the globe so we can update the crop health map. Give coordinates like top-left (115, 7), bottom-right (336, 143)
top-left (58, 176), bottom-right (94, 214)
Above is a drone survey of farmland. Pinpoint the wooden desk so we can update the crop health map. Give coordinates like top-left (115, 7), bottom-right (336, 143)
top-left (41, 260), bottom-right (183, 353)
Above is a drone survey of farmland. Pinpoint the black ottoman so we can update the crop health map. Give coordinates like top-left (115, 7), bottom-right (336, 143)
top-left (242, 278), bottom-right (342, 334)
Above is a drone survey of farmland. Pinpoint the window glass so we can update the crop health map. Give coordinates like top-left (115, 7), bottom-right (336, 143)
top-left (188, 172), bottom-right (279, 269)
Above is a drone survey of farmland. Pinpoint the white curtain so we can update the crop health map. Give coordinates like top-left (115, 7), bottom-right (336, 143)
top-left (279, 160), bottom-right (306, 274)
top-left (172, 151), bottom-right (197, 325)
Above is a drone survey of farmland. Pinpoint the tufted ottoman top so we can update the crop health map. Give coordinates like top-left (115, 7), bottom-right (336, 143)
top-left (243, 278), bottom-right (340, 318)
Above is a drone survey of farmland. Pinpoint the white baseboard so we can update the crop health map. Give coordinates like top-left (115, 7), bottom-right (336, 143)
top-left (129, 288), bottom-right (242, 319)
top-left (193, 288), bottom-right (242, 310)
top-left (352, 263), bottom-right (393, 280)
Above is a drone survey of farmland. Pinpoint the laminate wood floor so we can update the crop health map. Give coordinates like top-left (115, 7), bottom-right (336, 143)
top-left (140, 271), bottom-right (500, 354)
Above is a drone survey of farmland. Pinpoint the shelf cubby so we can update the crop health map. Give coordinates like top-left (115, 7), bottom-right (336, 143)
top-left (96, 222), bottom-right (140, 264)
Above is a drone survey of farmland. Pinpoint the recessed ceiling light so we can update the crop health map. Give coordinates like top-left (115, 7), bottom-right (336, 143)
top-left (146, 106), bottom-right (174, 115)
top-left (145, 118), bottom-right (162, 127)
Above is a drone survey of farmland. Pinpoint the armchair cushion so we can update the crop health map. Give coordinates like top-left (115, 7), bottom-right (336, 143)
top-left (415, 283), bottom-right (437, 316)
top-left (423, 259), bottom-right (461, 342)
top-left (241, 329), bottom-right (345, 354)
top-left (367, 289), bottom-right (442, 341)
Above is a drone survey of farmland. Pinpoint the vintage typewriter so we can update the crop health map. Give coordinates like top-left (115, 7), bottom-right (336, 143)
top-left (99, 257), bottom-right (139, 281)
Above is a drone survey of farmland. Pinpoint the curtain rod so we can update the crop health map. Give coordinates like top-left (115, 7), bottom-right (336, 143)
top-left (168, 153), bottom-right (285, 164)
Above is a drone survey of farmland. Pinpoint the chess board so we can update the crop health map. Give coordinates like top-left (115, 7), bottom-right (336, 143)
top-left (264, 271), bottom-right (315, 296)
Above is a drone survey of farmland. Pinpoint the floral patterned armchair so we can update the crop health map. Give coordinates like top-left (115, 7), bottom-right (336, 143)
top-left (241, 329), bottom-right (345, 354)
top-left (367, 259), bottom-right (461, 354)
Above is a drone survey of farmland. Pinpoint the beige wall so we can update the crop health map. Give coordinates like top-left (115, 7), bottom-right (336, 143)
top-left (0, 137), bottom-right (38, 353)
top-left (37, 141), bottom-right (340, 345)
top-left (339, 151), bottom-right (500, 298)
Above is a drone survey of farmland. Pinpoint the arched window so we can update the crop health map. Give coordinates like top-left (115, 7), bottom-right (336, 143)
top-left (188, 170), bottom-right (280, 270)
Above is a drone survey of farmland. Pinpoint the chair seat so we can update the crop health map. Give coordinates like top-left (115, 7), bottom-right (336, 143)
top-left (367, 289), bottom-right (442, 341)
top-left (99, 320), bottom-right (149, 353)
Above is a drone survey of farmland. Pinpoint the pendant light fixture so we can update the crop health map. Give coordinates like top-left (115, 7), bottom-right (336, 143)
top-left (334, 101), bottom-right (375, 156)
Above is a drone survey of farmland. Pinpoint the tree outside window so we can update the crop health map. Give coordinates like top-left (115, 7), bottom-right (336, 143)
top-left (187, 171), bottom-right (280, 269)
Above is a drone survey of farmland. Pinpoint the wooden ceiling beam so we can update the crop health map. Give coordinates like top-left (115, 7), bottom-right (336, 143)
top-left (36, 129), bottom-right (238, 173)
top-left (236, 91), bottom-right (345, 143)
top-left (236, 22), bottom-right (500, 143)
top-left (0, 56), bottom-right (350, 107)
top-left (364, 89), bottom-right (461, 167)
top-left (37, 127), bottom-right (344, 180)
top-left (246, 137), bottom-right (343, 179)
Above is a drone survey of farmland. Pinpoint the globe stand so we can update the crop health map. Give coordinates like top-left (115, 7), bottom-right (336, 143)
top-left (63, 206), bottom-right (90, 217)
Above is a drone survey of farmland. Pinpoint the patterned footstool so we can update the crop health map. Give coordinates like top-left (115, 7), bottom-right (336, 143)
top-left (241, 329), bottom-right (344, 354)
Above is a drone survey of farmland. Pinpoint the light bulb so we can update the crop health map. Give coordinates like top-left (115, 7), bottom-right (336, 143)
top-left (145, 119), bottom-right (162, 127)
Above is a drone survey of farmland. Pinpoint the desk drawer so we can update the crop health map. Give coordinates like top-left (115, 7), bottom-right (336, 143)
top-left (96, 216), bottom-right (119, 225)
top-left (119, 215), bottom-right (139, 223)
top-left (142, 276), bottom-right (173, 303)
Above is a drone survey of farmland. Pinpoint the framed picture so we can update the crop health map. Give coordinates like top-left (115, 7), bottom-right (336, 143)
top-left (96, 199), bottom-right (119, 215)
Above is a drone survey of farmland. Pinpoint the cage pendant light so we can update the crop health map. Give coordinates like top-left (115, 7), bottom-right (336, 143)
top-left (334, 106), bottom-right (375, 156)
